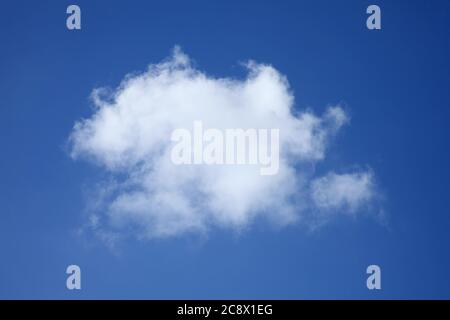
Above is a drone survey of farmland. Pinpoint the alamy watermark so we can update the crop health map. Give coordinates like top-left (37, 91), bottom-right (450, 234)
top-left (170, 121), bottom-right (280, 176)
top-left (66, 5), bottom-right (81, 30)
top-left (66, 264), bottom-right (81, 290)
top-left (366, 264), bottom-right (381, 290)
top-left (366, 5), bottom-right (381, 30)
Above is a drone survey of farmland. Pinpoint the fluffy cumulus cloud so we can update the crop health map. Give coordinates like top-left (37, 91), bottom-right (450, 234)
top-left (69, 46), bottom-right (377, 240)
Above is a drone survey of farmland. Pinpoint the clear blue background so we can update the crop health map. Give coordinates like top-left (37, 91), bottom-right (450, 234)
top-left (1, 0), bottom-right (449, 299)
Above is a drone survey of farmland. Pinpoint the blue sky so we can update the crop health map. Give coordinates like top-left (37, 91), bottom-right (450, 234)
top-left (1, 0), bottom-right (450, 299)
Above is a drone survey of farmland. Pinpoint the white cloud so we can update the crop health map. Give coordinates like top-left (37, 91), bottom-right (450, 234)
top-left (311, 171), bottom-right (375, 212)
top-left (69, 46), bottom-right (377, 240)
